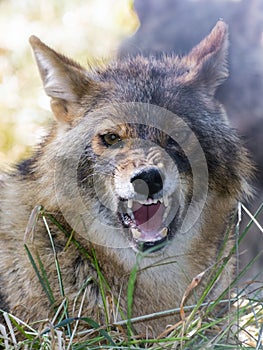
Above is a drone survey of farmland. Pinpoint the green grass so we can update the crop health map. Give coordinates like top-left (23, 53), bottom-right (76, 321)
top-left (0, 203), bottom-right (263, 349)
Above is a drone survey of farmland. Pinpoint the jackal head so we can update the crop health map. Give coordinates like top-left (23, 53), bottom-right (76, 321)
top-left (83, 105), bottom-right (205, 253)
top-left (29, 21), bottom-right (251, 254)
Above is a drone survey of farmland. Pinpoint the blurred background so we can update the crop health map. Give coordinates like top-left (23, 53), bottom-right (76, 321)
top-left (0, 0), bottom-right (138, 168)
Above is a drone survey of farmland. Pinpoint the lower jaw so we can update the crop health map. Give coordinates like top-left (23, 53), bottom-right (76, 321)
top-left (131, 235), bottom-right (169, 253)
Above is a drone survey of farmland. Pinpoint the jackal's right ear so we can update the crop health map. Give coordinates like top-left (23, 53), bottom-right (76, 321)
top-left (181, 20), bottom-right (229, 96)
top-left (29, 36), bottom-right (97, 124)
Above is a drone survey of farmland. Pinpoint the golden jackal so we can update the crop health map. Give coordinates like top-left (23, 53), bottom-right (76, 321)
top-left (0, 21), bottom-right (252, 335)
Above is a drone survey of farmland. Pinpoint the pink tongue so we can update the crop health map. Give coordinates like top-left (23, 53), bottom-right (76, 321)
top-left (133, 202), bottom-right (164, 233)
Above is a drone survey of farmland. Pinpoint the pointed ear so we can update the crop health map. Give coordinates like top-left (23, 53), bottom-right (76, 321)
top-left (29, 36), bottom-right (96, 124)
top-left (182, 21), bottom-right (229, 95)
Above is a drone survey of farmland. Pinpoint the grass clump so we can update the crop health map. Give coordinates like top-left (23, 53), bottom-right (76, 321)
top-left (0, 203), bottom-right (262, 349)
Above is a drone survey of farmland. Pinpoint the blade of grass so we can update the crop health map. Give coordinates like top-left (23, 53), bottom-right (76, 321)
top-left (91, 248), bottom-right (110, 326)
top-left (41, 212), bottom-right (72, 337)
top-left (67, 287), bottom-right (88, 350)
top-left (47, 317), bottom-right (117, 347)
top-left (238, 202), bottom-right (263, 245)
top-left (24, 244), bottom-right (55, 306)
top-left (3, 314), bottom-right (37, 342)
top-left (125, 244), bottom-right (165, 340)
top-left (46, 212), bottom-right (93, 262)
top-left (241, 204), bottom-right (263, 234)
top-left (0, 323), bottom-right (9, 349)
top-left (113, 298), bottom-right (236, 327)
top-left (72, 276), bottom-right (94, 314)
top-left (255, 322), bottom-right (263, 350)
top-left (3, 313), bottom-right (17, 346)
top-left (42, 214), bottom-right (65, 299)
top-left (126, 257), bottom-right (139, 339)
top-left (35, 249), bottom-right (56, 305)
top-left (51, 298), bottom-right (68, 325)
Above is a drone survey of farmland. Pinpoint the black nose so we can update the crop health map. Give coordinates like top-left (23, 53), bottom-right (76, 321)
top-left (130, 167), bottom-right (164, 197)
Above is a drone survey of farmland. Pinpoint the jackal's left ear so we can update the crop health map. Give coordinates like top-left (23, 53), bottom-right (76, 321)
top-left (182, 20), bottom-right (229, 96)
top-left (29, 36), bottom-right (98, 124)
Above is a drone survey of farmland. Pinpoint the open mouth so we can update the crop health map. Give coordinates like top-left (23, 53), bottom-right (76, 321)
top-left (119, 196), bottom-right (171, 253)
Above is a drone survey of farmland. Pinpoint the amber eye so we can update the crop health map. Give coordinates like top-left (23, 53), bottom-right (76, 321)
top-left (101, 133), bottom-right (122, 147)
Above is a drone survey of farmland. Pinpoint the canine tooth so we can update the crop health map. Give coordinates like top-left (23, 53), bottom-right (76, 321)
top-left (127, 207), bottom-right (135, 220)
top-left (163, 196), bottom-right (169, 207)
top-left (159, 198), bottom-right (163, 204)
top-left (131, 227), bottom-right (141, 239)
top-left (160, 227), bottom-right (168, 237)
top-left (128, 199), bottom-right (133, 209)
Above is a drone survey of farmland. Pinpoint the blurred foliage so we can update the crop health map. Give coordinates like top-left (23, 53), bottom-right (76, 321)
top-left (0, 0), bottom-right (138, 168)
